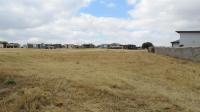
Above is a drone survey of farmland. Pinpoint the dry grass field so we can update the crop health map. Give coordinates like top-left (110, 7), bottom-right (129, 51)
top-left (0, 49), bottom-right (200, 112)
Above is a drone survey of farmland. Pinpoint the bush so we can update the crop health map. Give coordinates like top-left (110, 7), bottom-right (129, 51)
top-left (142, 42), bottom-right (154, 49)
top-left (4, 79), bottom-right (16, 85)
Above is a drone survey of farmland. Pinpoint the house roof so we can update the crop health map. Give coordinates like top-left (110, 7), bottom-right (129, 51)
top-left (176, 31), bottom-right (200, 33)
top-left (171, 40), bottom-right (180, 43)
top-left (82, 44), bottom-right (95, 46)
top-left (110, 43), bottom-right (121, 46)
top-left (0, 41), bottom-right (8, 44)
top-left (123, 44), bottom-right (136, 46)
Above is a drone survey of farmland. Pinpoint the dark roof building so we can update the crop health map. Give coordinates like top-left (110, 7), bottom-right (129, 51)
top-left (171, 40), bottom-right (180, 48)
top-left (123, 44), bottom-right (137, 50)
top-left (0, 41), bottom-right (8, 48)
top-left (7, 43), bottom-right (20, 48)
top-left (82, 44), bottom-right (95, 48)
top-left (98, 44), bottom-right (110, 48)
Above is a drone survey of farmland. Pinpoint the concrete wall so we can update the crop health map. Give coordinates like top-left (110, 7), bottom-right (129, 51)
top-left (155, 47), bottom-right (200, 62)
top-left (172, 42), bottom-right (180, 48)
top-left (179, 33), bottom-right (200, 47)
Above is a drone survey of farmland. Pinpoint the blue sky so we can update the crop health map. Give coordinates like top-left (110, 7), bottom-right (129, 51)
top-left (80, 0), bottom-right (133, 19)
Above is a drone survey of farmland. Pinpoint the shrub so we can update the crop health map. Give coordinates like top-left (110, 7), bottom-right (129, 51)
top-left (142, 42), bottom-right (154, 49)
top-left (4, 79), bottom-right (16, 85)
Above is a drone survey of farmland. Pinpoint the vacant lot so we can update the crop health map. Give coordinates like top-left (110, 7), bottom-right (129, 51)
top-left (0, 49), bottom-right (200, 112)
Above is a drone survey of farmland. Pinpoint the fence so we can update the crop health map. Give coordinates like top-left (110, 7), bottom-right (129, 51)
top-left (154, 47), bottom-right (200, 62)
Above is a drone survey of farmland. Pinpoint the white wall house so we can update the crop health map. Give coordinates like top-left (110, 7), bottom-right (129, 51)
top-left (0, 44), bottom-right (3, 48)
top-left (64, 44), bottom-right (75, 48)
top-left (175, 31), bottom-right (200, 48)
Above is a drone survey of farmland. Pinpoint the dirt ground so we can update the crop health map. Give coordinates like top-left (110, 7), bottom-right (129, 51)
top-left (0, 48), bottom-right (200, 112)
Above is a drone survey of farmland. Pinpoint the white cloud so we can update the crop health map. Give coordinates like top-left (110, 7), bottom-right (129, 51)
top-left (28, 37), bottom-right (41, 43)
top-left (127, 0), bottom-right (139, 5)
top-left (0, 0), bottom-right (91, 29)
top-left (0, 0), bottom-right (200, 46)
top-left (127, 0), bottom-right (200, 46)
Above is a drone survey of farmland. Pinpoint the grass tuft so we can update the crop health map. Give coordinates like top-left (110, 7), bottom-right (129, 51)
top-left (4, 79), bottom-right (16, 86)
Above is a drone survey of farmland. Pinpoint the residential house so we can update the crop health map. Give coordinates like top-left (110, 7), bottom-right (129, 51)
top-left (0, 44), bottom-right (3, 48)
top-left (109, 43), bottom-right (123, 49)
top-left (53, 44), bottom-right (63, 49)
top-left (45, 44), bottom-right (56, 49)
top-left (123, 44), bottom-right (137, 50)
top-left (64, 44), bottom-right (75, 48)
top-left (171, 40), bottom-right (180, 48)
top-left (173, 31), bottom-right (200, 47)
top-left (7, 43), bottom-right (20, 48)
top-left (98, 44), bottom-right (110, 48)
top-left (21, 44), bottom-right (28, 48)
top-left (82, 44), bottom-right (95, 48)
top-left (36, 43), bottom-right (46, 49)
top-left (74, 45), bottom-right (81, 48)
top-left (27, 43), bottom-right (50, 49)
top-left (27, 43), bottom-right (34, 48)
top-left (27, 43), bottom-right (41, 48)
top-left (0, 41), bottom-right (8, 48)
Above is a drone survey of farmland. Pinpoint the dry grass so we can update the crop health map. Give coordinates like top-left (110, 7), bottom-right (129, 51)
top-left (0, 48), bottom-right (200, 112)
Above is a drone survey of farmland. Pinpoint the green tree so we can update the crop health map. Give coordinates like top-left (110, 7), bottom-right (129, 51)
top-left (142, 42), bottom-right (154, 49)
